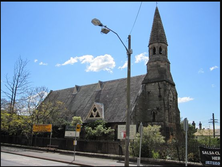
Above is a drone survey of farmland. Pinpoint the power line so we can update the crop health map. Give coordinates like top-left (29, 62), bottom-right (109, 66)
top-left (129, 2), bottom-right (142, 35)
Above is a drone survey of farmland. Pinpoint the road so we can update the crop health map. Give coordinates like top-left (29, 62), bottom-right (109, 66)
top-left (1, 152), bottom-right (77, 166)
top-left (1, 146), bottom-right (150, 166)
top-left (1, 144), bottom-right (203, 166)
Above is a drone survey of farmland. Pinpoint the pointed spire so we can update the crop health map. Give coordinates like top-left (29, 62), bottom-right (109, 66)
top-left (149, 7), bottom-right (168, 46)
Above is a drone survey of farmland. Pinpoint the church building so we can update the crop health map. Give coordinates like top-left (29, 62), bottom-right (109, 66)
top-left (42, 6), bottom-right (181, 140)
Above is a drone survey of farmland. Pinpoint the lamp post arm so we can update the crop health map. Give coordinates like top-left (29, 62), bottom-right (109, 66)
top-left (104, 26), bottom-right (130, 54)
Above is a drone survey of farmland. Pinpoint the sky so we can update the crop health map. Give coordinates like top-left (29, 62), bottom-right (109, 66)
top-left (1, 2), bottom-right (220, 129)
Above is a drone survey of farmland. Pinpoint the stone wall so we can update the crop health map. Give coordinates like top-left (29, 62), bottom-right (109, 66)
top-left (132, 80), bottom-right (181, 140)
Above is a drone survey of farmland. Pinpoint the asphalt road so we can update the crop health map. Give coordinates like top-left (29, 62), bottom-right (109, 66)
top-left (1, 146), bottom-right (151, 166)
top-left (1, 144), bottom-right (204, 166)
top-left (1, 152), bottom-right (77, 166)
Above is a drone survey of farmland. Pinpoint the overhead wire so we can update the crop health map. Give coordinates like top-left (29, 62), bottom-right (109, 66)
top-left (129, 2), bottom-right (143, 35)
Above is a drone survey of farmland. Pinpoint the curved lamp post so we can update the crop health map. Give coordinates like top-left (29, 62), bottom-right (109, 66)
top-left (92, 18), bottom-right (132, 166)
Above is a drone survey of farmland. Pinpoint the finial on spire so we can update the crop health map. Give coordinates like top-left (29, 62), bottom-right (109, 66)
top-left (156, 2), bottom-right (158, 7)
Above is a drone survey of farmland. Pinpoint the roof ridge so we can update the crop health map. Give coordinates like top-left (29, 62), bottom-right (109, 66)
top-left (52, 74), bottom-right (146, 92)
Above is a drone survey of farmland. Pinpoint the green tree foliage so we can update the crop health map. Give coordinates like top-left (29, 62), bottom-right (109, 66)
top-left (166, 121), bottom-right (198, 161)
top-left (1, 110), bottom-right (31, 137)
top-left (197, 135), bottom-right (220, 148)
top-left (1, 99), bottom-right (69, 138)
top-left (130, 125), bottom-right (165, 158)
top-left (1, 110), bottom-right (11, 133)
top-left (84, 120), bottom-right (114, 140)
top-left (71, 116), bottom-right (83, 126)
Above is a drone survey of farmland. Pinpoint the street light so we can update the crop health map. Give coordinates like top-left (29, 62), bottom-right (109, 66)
top-left (91, 18), bottom-right (132, 166)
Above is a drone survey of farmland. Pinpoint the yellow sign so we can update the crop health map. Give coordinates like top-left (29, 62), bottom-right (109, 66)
top-left (76, 124), bottom-right (81, 132)
top-left (33, 124), bottom-right (52, 132)
top-left (73, 140), bottom-right (77, 145)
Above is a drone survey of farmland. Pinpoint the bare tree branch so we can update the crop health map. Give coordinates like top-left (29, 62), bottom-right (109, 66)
top-left (2, 56), bottom-right (30, 114)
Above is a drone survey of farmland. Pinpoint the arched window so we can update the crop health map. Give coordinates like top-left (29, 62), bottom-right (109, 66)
top-left (153, 47), bottom-right (156, 55)
top-left (152, 112), bottom-right (156, 122)
top-left (159, 47), bottom-right (162, 54)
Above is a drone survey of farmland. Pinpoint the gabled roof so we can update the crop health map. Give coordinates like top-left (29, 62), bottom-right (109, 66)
top-left (149, 7), bottom-right (168, 46)
top-left (44, 75), bottom-right (145, 123)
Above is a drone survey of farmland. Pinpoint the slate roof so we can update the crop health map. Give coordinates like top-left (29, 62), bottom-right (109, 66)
top-left (44, 74), bottom-right (146, 123)
top-left (149, 7), bottom-right (168, 46)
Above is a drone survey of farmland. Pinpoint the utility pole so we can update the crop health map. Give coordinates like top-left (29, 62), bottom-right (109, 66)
top-left (125, 34), bottom-right (131, 167)
top-left (183, 118), bottom-right (188, 167)
top-left (208, 113), bottom-right (218, 138)
top-left (91, 18), bottom-right (132, 166)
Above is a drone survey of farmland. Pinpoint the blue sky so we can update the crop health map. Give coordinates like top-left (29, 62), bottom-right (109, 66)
top-left (1, 2), bottom-right (220, 129)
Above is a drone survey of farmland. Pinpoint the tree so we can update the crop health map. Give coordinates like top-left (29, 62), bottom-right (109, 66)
top-left (21, 86), bottom-right (49, 117)
top-left (196, 129), bottom-right (220, 147)
top-left (130, 125), bottom-right (165, 158)
top-left (166, 120), bottom-right (200, 161)
top-left (71, 116), bottom-right (83, 126)
top-left (2, 56), bottom-right (30, 114)
top-left (33, 100), bottom-right (68, 126)
top-left (1, 98), bottom-right (9, 111)
top-left (14, 86), bottom-right (50, 137)
top-left (1, 109), bottom-right (31, 136)
top-left (84, 120), bottom-right (115, 140)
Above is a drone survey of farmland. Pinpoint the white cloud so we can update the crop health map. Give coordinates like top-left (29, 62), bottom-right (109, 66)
top-left (135, 52), bottom-right (148, 64)
top-left (178, 97), bottom-right (194, 103)
top-left (210, 66), bottom-right (218, 71)
top-left (34, 59), bottom-right (48, 65)
top-left (56, 57), bottom-right (78, 67)
top-left (198, 68), bottom-right (204, 74)
top-left (56, 54), bottom-right (115, 73)
top-left (55, 63), bottom-right (61, 67)
top-left (39, 62), bottom-right (48, 66)
top-left (118, 61), bottom-right (127, 70)
top-left (85, 54), bottom-right (115, 73)
top-left (78, 55), bottom-right (94, 64)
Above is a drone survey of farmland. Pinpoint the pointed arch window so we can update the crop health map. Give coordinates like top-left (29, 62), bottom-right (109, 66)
top-left (153, 47), bottom-right (156, 55)
top-left (159, 47), bottom-right (162, 54)
top-left (152, 112), bottom-right (156, 122)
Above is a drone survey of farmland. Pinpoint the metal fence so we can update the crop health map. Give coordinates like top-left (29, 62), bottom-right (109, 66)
top-left (1, 134), bottom-right (124, 155)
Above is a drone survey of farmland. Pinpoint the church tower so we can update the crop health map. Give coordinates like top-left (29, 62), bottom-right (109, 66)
top-left (132, 7), bottom-right (181, 140)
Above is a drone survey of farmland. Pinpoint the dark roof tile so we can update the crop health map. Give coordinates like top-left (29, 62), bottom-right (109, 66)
top-left (44, 75), bottom-right (145, 123)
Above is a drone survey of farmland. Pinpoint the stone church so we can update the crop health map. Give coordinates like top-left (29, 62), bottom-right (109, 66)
top-left (43, 6), bottom-right (181, 140)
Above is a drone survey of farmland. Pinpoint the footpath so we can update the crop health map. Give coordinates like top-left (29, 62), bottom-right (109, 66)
top-left (1, 143), bottom-right (203, 166)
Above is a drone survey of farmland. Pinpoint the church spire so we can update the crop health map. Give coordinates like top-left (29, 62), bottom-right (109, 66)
top-left (143, 6), bottom-right (174, 85)
top-left (149, 6), bottom-right (168, 46)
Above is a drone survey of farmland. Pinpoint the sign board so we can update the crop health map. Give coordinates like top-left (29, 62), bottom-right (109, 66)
top-left (117, 125), bottom-right (136, 139)
top-left (65, 131), bottom-right (79, 138)
top-left (33, 124), bottom-right (52, 133)
top-left (76, 124), bottom-right (81, 132)
top-left (183, 118), bottom-right (188, 131)
top-left (73, 140), bottom-right (77, 145)
top-left (65, 125), bottom-right (76, 131)
top-left (199, 146), bottom-right (220, 166)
